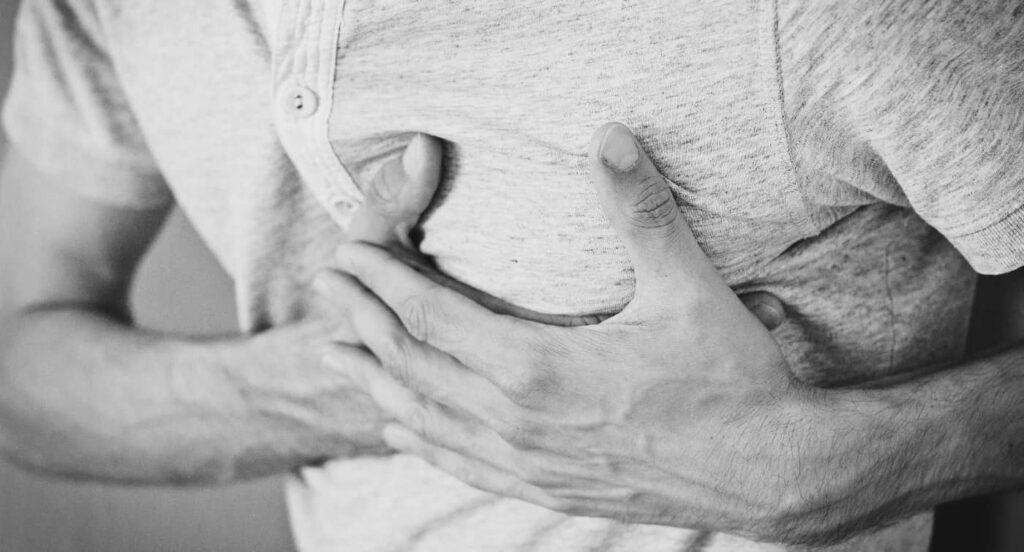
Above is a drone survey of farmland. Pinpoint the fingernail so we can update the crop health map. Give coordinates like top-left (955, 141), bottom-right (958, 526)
top-left (599, 124), bottom-right (640, 172)
top-left (752, 303), bottom-right (784, 330)
top-left (402, 133), bottom-right (429, 177)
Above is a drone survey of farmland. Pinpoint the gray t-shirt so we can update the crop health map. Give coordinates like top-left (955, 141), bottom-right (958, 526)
top-left (4, 0), bottom-right (1023, 550)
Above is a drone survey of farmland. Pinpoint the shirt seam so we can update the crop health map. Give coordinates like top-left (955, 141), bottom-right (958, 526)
top-left (317, 0), bottom-right (362, 204)
top-left (763, 0), bottom-right (820, 236)
top-left (306, 0), bottom-right (363, 212)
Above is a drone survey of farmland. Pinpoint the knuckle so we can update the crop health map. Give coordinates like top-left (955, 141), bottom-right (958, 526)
top-left (395, 287), bottom-right (451, 343)
top-left (396, 294), bottom-right (435, 342)
top-left (364, 158), bottom-right (406, 208)
top-left (501, 416), bottom-right (537, 447)
top-left (627, 176), bottom-right (679, 229)
top-left (500, 411), bottom-right (558, 452)
top-left (412, 376), bottom-right (447, 404)
top-left (514, 455), bottom-right (552, 486)
top-left (379, 329), bottom-right (418, 382)
top-left (505, 372), bottom-right (552, 408)
top-left (402, 403), bottom-right (433, 436)
top-left (505, 337), bottom-right (565, 408)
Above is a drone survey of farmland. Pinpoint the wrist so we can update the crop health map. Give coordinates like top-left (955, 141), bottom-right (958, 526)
top-left (223, 320), bottom-right (392, 464)
top-left (762, 384), bottom-right (934, 544)
top-left (799, 379), bottom-right (962, 539)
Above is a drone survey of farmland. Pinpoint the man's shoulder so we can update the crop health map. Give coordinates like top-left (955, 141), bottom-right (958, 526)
top-left (17, 0), bottom-right (263, 42)
top-left (781, 0), bottom-right (1023, 66)
top-left (780, 0), bottom-right (1024, 275)
top-left (21, 0), bottom-right (267, 46)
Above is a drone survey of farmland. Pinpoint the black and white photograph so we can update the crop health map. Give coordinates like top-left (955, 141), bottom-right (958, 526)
top-left (0, 1), bottom-right (1022, 550)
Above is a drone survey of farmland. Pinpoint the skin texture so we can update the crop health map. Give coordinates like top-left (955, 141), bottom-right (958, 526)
top-left (320, 124), bottom-right (1024, 545)
top-left (0, 123), bottom-right (784, 487)
top-left (0, 147), bottom-right (397, 484)
top-left (0, 127), bottom-right (783, 487)
top-left (0, 139), bottom-right (489, 483)
top-left (3, 118), bottom-right (1020, 545)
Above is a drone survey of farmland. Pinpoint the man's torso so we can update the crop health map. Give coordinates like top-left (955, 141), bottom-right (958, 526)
top-left (53, 1), bottom-right (987, 549)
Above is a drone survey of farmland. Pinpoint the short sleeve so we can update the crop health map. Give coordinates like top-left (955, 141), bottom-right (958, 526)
top-left (781, 0), bottom-right (1024, 275)
top-left (1, 0), bottom-right (172, 208)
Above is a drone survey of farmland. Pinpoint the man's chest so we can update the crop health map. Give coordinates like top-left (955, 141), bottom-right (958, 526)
top-left (106, 0), bottom-right (816, 315)
top-left (327, 0), bottom-right (814, 313)
top-left (96, 0), bottom-right (977, 386)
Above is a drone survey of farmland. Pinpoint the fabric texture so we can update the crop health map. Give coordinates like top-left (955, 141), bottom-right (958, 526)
top-left (3, 0), bottom-right (1023, 550)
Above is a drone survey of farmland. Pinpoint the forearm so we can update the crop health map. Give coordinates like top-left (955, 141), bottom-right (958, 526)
top-left (807, 342), bottom-right (1024, 539)
top-left (0, 306), bottom-right (387, 485)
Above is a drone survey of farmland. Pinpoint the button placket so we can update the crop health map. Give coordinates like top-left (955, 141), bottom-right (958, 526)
top-left (270, 0), bottom-right (363, 228)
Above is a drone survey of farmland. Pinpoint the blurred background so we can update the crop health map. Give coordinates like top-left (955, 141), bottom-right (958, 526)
top-left (0, 1), bottom-right (294, 550)
top-left (0, 0), bottom-right (1021, 550)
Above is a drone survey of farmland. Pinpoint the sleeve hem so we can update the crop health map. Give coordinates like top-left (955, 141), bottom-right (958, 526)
top-left (2, 99), bottom-right (173, 209)
top-left (946, 202), bottom-right (1024, 275)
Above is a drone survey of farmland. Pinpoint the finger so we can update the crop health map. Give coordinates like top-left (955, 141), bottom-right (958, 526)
top-left (386, 416), bottom-right (643, 516)
top-left (350, 355), bottom-right (633, 506)
top-left (312, 273), bottom-right (368, 345)
top-left (327, 346), bottom-right (503, 458)
top-left (383, 424), bottom-right (563, 511)
top-left (348, 133), bottom-right (443, 249)
top-left (316, 269), bottom-right (425, 384)
top-left (317, 269), bottom-right (519, 414)
top-left (323, 344), bottom-right (462, 439)
top-left (738, 291), bottom-right (786, 330)
top-left (324, 344), bottom-right (526, 474)
top-left (334, 241), bottom-right (539, 385)
top-left (587, 123), bottom-right (716, 301)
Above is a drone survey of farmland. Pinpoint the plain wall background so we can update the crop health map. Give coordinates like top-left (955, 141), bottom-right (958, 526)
top-left (0, 0), bottom-right (1021, 550)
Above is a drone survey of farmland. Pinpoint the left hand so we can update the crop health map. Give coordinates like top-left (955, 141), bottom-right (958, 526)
top-left (320, 123), bottom-right (835, 544)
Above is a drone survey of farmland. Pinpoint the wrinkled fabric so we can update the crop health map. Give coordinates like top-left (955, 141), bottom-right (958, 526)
top-left (4, 0), bottom-right (1023, 550)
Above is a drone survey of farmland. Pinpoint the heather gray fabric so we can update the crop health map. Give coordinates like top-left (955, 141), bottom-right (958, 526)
top-left (3, 0), bottom-right (1023, 550)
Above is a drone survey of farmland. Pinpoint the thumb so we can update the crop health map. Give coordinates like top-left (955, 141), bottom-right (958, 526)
top-left (348, 133), bottom-right (443, 249)
top-left (588, 123), bottom-right (710, 301)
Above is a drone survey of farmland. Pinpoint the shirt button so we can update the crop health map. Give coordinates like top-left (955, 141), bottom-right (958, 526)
top-left (283, 86), bottom-right (319, 119)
